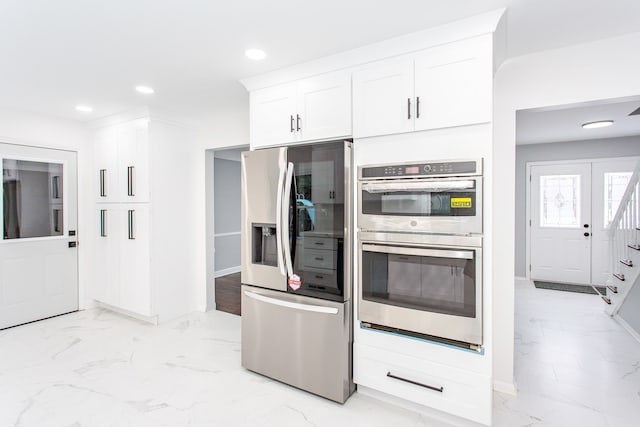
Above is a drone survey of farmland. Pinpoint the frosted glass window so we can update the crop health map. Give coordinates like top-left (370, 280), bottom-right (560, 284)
top-left (540, 174), bottom-right (580, 227)
top-left (3, 159), bottom-right (63, 239)
top-left (604, 172), bottom-right (632, 227)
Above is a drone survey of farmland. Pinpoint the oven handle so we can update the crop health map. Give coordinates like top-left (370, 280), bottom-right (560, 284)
top-left (361, 179), bottom-right (475, 193)
top-left (362, 243), bottom-right (474, 260)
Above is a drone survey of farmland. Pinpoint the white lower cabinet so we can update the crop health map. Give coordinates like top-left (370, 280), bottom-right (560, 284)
top-left (354, 343), bottom-right (491, 425)
top-left (94, 204), bottom-right (151, 317)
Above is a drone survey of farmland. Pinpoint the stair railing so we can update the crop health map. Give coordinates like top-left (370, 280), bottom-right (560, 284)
top-left (607, 159), bottom-right (640, 314)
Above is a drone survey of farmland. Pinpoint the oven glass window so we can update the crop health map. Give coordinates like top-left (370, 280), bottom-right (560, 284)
top-left (361, 187), bottom-right (476, 217)
top-left (361, 247), bottom-right (476, 318)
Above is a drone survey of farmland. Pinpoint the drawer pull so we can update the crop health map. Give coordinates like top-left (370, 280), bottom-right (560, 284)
top-left (315, 257), bottom-right (324, 261)
top-left (315, 275), bottom-right (324, 279)
top-left (314, 242), bottom-right (324, 245)
top-left (386, 372), bottom-right (443, 393)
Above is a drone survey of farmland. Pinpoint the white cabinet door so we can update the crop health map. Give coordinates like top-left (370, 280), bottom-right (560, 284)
top-left (93, 205), bottom-right (121, 306)
top-left (250, 83), bottom-right (297, 148)
top-left (118, 205), bottom-right (151, 316)
top-left (118, 120), bottom-right (150, 203)
top-left (94, 127), bottom-right (119, 203)
top-left (414, 35), bottom-right (492, 131)
top-left (297, 71), bottom-right (351, 142)
top-left (353, 58), bottom-right (414, 138)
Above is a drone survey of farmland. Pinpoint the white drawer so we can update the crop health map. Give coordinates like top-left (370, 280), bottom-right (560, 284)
top-left (354, 343), bottom-right (491, 425)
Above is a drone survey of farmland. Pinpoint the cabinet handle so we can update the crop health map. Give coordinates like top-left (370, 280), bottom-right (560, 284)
top-left (128, 209), bottom-right (135, 240)
top-left (386, 372), bottom-right (443, 393)
top-left (407, 98), bottom-right (411, 120)
top-left (99, 169), bottom-right (106, 197)
top-left (416, 96), bottom-right (420, 119)
top-left (296, 114), bottom-right (301, 131)
top-left (315, 257), bottom-right (324, 261)
top-left (314, 242), bottom-right (325, 246)
top-left (127, 166), bottom-right (135, 197)
top-left (100, 209), bottom-right (107, 237)
top-left (290, 115), bottom-right (295, 132)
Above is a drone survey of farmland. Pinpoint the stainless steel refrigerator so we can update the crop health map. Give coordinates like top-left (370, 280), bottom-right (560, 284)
top-left (240, 140), bottom-right (354, 403)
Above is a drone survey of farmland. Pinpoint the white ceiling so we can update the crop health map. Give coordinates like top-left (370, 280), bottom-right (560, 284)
top-left (516, 97), bottom-right (640, 145)
top-left (1, 0), bottom-right (640, 125)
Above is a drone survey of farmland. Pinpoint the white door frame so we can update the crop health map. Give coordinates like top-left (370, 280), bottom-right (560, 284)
top-left (525, 156), bottom-right (640, 281)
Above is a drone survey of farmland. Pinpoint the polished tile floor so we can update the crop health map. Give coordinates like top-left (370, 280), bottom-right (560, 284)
top-left (0, 280), bottom-right (638, 426)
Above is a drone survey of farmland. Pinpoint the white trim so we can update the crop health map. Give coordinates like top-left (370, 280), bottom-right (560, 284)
top-left (493, 379), bottom-right (517, 396)
top-left (514, 276), bottom-right (531, 286)
top-left (96, 301), bottom-right (159, 325)
top-left (214, 231), bottom-right (241, 238)
top-left (615, 315), bottom-right (640, 344)
top-left (214, 265), bottom-right (241, 278)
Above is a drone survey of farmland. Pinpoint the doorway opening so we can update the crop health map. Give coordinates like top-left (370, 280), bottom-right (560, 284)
top-left (507, 96), bottom-right (640, 417)
top-left (206, 145), bottom-right (249, 316)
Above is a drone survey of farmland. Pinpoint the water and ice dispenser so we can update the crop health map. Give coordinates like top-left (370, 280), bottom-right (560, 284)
top-left (251, 223), bottom-right (278, 267)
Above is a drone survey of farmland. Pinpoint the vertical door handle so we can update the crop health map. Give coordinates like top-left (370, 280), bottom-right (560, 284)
top-left (100, 209), bottom-right (107, 237)
top-left (52, 176), bottom-right (61, 199)
top-left (407, 98), bottom-right (411, 120)
top-left (128, 209), bottom-right (135, 240)
top-left (127, 166), bottom-right (135, 197)
top-left (99, 169), bottom-right (106, 197)
top-left (296, 114), bottom-right (301, 131)
top-left (290, 115), bottom-right (295, 132)
top-left (416, 96), bottom-right (420, 119)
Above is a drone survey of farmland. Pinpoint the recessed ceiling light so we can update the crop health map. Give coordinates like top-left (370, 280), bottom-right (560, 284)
top-left (135, 86), bottom-right (155, 94)
top-left (582, 120), bottom-right (614, 129)
top-left (76, 105), bottom-right (93, 113)
top-left (245, 49), bottom-right (266, 60)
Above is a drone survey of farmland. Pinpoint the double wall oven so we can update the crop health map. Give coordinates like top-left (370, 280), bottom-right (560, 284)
top-left (357, 159), bottom-right (483, 348)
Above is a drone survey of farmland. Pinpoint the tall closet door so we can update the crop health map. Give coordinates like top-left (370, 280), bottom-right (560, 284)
top-left (118, 204), bottom-right (151, 316)
top-left (93, 205), bottom-right (121, 306)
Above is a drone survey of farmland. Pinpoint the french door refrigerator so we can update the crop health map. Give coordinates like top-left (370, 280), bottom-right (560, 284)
top-left (240, 140), bottom-right (354, 403)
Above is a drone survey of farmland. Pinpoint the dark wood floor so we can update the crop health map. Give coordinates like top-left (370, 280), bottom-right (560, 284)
top-left (215, 272), bottom-right (241, 316)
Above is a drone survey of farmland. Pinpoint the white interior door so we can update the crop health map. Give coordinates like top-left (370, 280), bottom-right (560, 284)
top-left (530, 163), bottom-right (592, 284)
top-left (591, 158), bottom-right (637, 285)
top-left (0, 143), bottom-right (78, 329)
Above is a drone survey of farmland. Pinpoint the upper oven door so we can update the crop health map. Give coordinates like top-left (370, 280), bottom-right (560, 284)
top-left (358, 177), bottom-right (482, 234)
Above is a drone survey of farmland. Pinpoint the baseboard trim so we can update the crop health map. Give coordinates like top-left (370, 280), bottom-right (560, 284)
top-left (96, 301), bottom-right (159, 325)
top-left (515, 276), bottom-right (531, 286)
top-left (615, 315), bottom-right (640, 344)
top-left (214, 266), bottom-right (241, 278)
top-left (493, 379), bottom-right (517, 396)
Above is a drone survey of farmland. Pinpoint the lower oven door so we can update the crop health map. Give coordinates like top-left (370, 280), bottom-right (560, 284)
top-left (358, 240), bottom-right (482, 346)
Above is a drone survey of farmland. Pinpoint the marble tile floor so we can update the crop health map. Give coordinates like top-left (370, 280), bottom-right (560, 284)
top-left (0, 280), bottom-right (638, 426)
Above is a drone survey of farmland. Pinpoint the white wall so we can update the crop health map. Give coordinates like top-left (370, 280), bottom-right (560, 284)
top-left (0, 108), bottom-right (93, 307)
top-left (514, 136), bottom-right (640, 277)
top-left (213, 157), bottom-right (242, 273)
top-left (200, 106), bottom-right (249, 310)
top-left (493, 31), bottom-right (640, 392)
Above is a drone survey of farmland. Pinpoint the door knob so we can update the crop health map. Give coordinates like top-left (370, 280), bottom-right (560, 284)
top-left (584, 232), bottom-right (590, 237)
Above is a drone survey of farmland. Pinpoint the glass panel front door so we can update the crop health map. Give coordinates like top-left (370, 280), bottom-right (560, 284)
top-left (3, 159), bottom-right (64, 239)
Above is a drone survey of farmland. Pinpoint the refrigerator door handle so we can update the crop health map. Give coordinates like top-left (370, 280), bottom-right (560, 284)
top-left (282, 162), bottom-right (294, 277)
top-left (243, 290), bottom-right (339, 314)
top-left (275, 161), bottom-right (287, 276)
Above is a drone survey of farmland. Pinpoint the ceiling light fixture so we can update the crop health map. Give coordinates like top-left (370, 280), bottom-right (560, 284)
top-left (245, 49), bottom-right (266, 60)
top-left (581, 120), bottom-right (614, 129)
top-left (76, 105), bottom-right (93, 113)
top-left (135, 85), bottom-right (155, 94)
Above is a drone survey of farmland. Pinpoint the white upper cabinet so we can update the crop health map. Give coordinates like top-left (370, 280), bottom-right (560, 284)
top-left (297, 72), bottom-right (351, 142)
top-left (413, 35), bottom-right (492, 131)
top-left (250, 83), bottom-right (298, 147)
top-left (352, 58), bottom-right (414, 139)
top-left (353, 34), bottom-right (493, 138)
top-left (95, 119), bottom-right (150, 203)
top-left (250, 71), bottom-right (352, 149)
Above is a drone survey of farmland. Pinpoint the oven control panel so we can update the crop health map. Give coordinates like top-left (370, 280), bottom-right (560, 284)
top-left (360, 159), bottom-right (481, 179)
